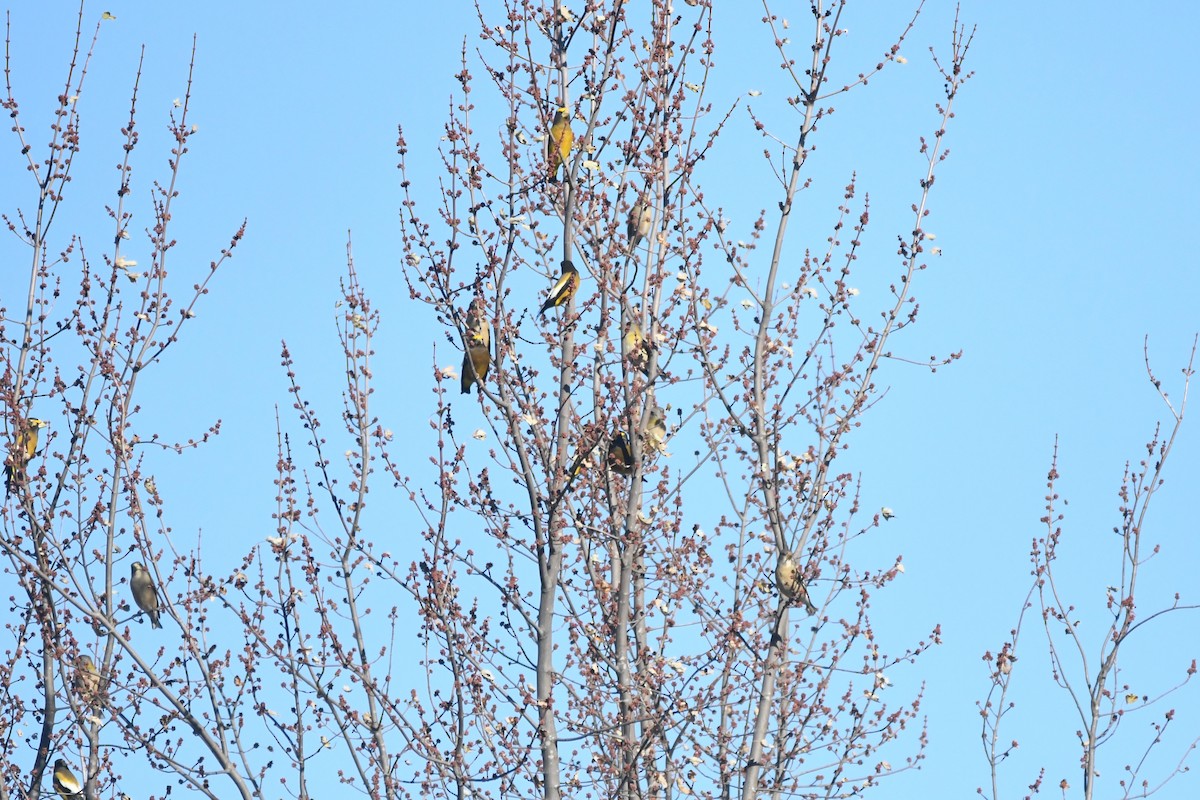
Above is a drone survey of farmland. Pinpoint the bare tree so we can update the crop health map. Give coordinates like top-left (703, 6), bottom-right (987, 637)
top-left (1, 6), bottom-right (248, 800)
top-left (389, 2), bottom-right (971, 800)
top-left (979, 338), bottom-right (1199, 800)
top-left (2, 2), bottom-right (977, 800)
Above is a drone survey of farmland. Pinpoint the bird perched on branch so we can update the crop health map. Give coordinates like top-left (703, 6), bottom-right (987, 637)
top-left (546, 106), bottom-right (574, 184)
top-left (460, 298), bottom-right (491, 394)
top-left (607, 431), bottom-right (634, 475)
top-left (130, 561), bottom-right (162, 629)
top-left (626, 194), bottom-right (653, 253)
top-left (775, 549), bottom-right (817, 616)
top-left (539, 260), bottom-right (580, 316)
top-left (645, 406), bottom-right (667, 453)
top-left (52, 759), bottom-right (82, 799)
top-left (74, 654), bottom-right (100, 704)
top-left (622, 312), bottom-right (651, 376)
top-left (5, 417), bottom-right (48, 495)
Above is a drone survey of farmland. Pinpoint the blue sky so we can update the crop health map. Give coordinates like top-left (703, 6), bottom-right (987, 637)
top-left (4, 1), bottom-right (1199, 797)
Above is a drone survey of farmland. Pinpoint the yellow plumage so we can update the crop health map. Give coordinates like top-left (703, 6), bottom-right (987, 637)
top-left (607, 431), bottom-right (634, 475)
top-left (622, 312), bottom-right (651, 375)
top-left (644, 406), bottom-right (667, 453)
top-left (5, 417), bottom-right (47, 495)
top-left (547, 106), bottom-right (573, 184)
top-left (539, 260), bottom-right (580, 316)
top-left (53, 759), bottom-right (82, 799)
top-left (460, 299), bottom-right (491, 394)
top-left (775, 550), bottom-right (817, 616)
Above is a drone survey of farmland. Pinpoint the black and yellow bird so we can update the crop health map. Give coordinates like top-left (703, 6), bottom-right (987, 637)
top-left (539, 260), bottom-right (580, 316)
top-left (52, 758), bottom-right (82, 800)
top-left (626, 194), bottom-right (653, 253)
top-left (775, 549), bottom-right (817, 616)
top-left (546, 106), bottom-right (574, 184)
top-left (5, 417), bottom-right (48, 495)
top-left (607, 431), bottom-right (634, 475)
top-left (130, 561), bottom-right (162, 629)
top-left (459, 299), bottom-right (491, 394)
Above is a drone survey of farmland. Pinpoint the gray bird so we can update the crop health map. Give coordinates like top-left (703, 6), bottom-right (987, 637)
top-left (775, 550), bottom-right (817, 616)
top-left (130, 561), bottom-right (162, 628)
top-left (626, 195), bottom-right (653, 253)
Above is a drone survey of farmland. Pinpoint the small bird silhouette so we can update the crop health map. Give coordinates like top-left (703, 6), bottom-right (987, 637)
top-left (775, 550), bottom-right (817, 616)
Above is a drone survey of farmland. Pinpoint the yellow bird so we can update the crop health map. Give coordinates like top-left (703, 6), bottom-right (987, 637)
top-left (539, 260), bottom-right (580, 316)
top-left (775, 550), bottom-right (817, 616)
top-left (4, 417), bottom-right (48, 495)
top-left (53, 758), bottom-right (82, 799)
top-left (74, 654), bottom-right (100, 703)
top-left (459, 299), bottom-right (491, 394)
top-left (546, 106), bottom-right (574, 184)
top-left (607, 431), bottom-right (634, 475)
top-left (644, 406), bottom-right (667, 453)
top-left (626, 195), bottom-right (653, 253)
top-left (567, 452), bottom-right (587, 480)
top-left (622, 312), bottom-right (651, 376)
top-left (130, 561), bottom-right (162, 629)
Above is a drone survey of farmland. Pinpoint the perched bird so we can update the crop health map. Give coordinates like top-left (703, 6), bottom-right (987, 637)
top-left (459, 299), bottom-right (491, 394)
top-left (4, 417), bottom-right (48, 495)
top-left (607, 431), bottom-right (634, 475)
top-left (73, 654), bottom-right (100, 703)
top-left (130, 561), bottom-right (162, 629)
top-left (546, 106), bottom-right (574, 184)
top-left (626, 195), bottom-right (654, 253)
top-left (567, 451), bottom-right (588, 480)
top-left (775, 550), bottom-right (817, 616)
top-left (621, 312), bottom-right (651, 376)
top-left (644, 406), bottom-right (667, 453)
top-left (538, 260), bottom-right (580, 316)
top-left (53, 758), bottom-right (82, 799)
